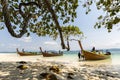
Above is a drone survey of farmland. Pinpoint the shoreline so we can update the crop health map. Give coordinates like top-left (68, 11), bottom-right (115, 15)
top-left (0, 53), bottom-right (120, 79)
top-left (0, 60), bottom-right (120, 80)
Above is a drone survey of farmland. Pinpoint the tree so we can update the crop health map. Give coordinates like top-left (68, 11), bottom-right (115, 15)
top-left (1, 0), bottom-right (119, 50)
top-left (51, 25), bottom-right (83, 51)
top-left (0, 0), bottom-right (78, 49)
top-left (83, 0), bottom-right (120, 32)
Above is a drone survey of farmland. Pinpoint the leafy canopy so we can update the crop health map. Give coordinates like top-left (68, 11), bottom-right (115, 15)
top-left (83, 0), bottom-right (120, 32)
top-left (0, 0), bottom-right (79, 49)
top-left (51, 25), bottom-right (83, 40)
top-left (0, 0), bottom-right (120, 49)
top-left (62, 25), bottom-right (83, 51)
top-left (61, 25), bottom-right (83, 39)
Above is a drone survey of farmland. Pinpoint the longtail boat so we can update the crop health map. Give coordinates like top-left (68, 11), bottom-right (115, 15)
top-left (16, 48), bottom-right (41, 56)
top-left (82, 50), bottom-right (111, 60)
top-left (40, 47), bottom-right (63, 57)
top-left (78, 40), bottom-right (111, 60)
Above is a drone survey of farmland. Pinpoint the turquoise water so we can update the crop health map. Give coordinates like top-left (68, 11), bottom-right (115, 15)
top-left (110, 50), bottom-right (120, 65)
top-left (0, 50), bottom-right (120, 65)
top-left (36, 50), bottom-right (120, 65)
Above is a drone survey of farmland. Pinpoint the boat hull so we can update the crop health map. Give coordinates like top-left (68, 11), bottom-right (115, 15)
top-left (42, 52), bottom-right (63, 57)
top-left (17, 52), bottom-right (41, 56)
top-left (16, 48), bottom-right (41, 56)
top-left (82, 50), bottom-right (110, 60)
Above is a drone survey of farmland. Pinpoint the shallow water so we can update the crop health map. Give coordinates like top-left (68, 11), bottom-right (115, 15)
top-left (0, 50), bottom-right (120, 65)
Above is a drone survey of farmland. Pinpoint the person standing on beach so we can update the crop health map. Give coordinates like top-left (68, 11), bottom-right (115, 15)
top-left (22, 49), bottom-right (25, 52)
top-left (78, 52), bottom-right (81, 59)
top-left (91, 47), bottom-right (95, 52)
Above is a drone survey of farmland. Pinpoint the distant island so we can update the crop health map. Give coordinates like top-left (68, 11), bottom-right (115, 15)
top-left (108, 48), bottom-right (120, 51)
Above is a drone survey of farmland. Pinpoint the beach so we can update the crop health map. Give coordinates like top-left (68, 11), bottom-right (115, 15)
top-left (0, 61), bottom-right (120, 80)
top-left (1, 0), bottom-right (120, 79)
top-left (0, 53), bottom-right (120, 80)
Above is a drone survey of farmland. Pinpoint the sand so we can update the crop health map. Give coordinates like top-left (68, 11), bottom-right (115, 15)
top-left (0, 60), bottom-right (120, 80)
top-left (0, 54), bottom-right (120, 80)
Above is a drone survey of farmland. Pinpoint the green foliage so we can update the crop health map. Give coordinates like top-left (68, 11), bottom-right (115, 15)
top-left (52, 25), bottom-right (83, 40)
top-left (62, 25), bottom-right (83, 39)
top-left (0, 0), bottom-right (78, 36)
top-left (82, 0), bottom-right (120, 32)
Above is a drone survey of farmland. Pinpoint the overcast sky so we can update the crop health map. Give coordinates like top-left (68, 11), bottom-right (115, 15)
top-left (0, 2), bottom-right (120, 52)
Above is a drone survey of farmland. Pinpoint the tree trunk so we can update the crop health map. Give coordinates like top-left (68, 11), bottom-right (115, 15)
top-left (43, 0), bottom-right (66, 49)
top-left (78, 40), bottom-right (84, 51)
top-left (67, 37), bottom-right (70, 51)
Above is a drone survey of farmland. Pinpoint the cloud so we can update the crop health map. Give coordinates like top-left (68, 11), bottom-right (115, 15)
top-left (8, 43), bottom-right (20, 48)
top-left (18, 36), bottom-right (32, 42)
top-left (44, 41), bottom-right (58, 45)
top-left (43, 41), bottom-right (62, 50)
top-left (111, 42), bottom-right (120, 48)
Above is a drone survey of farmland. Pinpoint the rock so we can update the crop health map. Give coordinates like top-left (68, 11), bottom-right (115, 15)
top-left (67, 72), bottom-right (74, 79)
top-left (40, 73), bottom-right (49, 78)
top-left (49, 66), bottom-right (60, 74)
top-left (17, 64), bottom-right (28, 70)
top-left (67, 75), bottom-right (73, 79)
top-left (39, 73), bottom-right (58, 80)
top-left (46, 73), bottom-right (58, 80)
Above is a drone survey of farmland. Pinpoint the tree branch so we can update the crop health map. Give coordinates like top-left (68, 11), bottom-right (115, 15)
top-left (1, 1), bottom-right (41, 38)
top-left (43, 0), bottom-right (66, 49)
top-left (1, 0), bottom-right (27, 38)
top-left (19, 2), bottom-right (41, 18)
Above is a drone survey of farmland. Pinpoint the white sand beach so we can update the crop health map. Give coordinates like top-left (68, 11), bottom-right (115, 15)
top-left (0, 53), bottom-right (120, 80)
top-left (0, 61), bottom-right (120, 80)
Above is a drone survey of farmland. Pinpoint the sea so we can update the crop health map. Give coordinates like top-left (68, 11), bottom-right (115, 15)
top-left (0, 49), bottom-right (120, 65)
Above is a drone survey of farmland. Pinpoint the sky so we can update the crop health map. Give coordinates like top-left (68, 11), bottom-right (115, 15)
top-left (0, 2), bottom-right (120, 52)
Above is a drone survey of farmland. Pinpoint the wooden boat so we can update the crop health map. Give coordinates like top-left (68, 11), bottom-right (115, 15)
top-left (40, 47), bottom-right (63, 57)
top-left (82, 50), bottom-right (111, 60)
top-left (16, 48), bottom-right (41, 56)
top-left (78, 40), bottom-right (111, 60)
